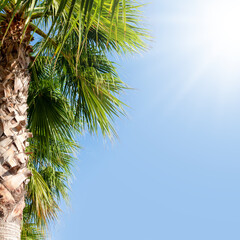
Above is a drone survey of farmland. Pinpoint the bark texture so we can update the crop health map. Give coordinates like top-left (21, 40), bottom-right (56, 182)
top-left (0, 14), bottom-right (32, 239)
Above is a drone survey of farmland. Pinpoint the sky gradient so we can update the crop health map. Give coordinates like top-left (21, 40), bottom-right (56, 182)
top-left (51, 1), bottom-right (240, 239)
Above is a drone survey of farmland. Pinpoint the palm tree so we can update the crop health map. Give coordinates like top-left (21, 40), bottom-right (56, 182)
top-left (0, 0), bottom-right (147, 239)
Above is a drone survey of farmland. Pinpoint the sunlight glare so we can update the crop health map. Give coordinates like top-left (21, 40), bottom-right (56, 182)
top-left (202, 1), bottom-right (240, 58)
top-left (168, 1), bottom-right (240, 109)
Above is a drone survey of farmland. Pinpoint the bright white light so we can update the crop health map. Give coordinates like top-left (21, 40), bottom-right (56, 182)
top-left (158, 0), bottom-right (240, 108)
top-left (164, 0), bottom-right (240, 108)
top-left (202, 1), bottom-right (240, 58)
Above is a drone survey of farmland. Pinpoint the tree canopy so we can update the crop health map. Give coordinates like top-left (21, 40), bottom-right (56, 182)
top-left (0, 1), bottom-right (148, 239)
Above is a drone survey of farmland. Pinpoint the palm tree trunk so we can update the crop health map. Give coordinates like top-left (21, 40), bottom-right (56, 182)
top-left (0, 15), bottom-right (32, 240)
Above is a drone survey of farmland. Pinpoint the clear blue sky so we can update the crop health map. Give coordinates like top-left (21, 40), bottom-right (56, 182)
top-left (51, 0), bottom-right (240, 239)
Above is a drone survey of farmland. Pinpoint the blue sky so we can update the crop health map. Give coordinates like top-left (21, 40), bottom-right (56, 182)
top-left (51, 0), bottom-right (240, 239)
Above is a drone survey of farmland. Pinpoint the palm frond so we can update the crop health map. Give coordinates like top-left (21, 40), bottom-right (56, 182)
top-left (57, 49), bottom-right (128, 137)
top-left (25, 57), bottom-right (79, 227)
top-left (21, 218), bottom-right (45, 240)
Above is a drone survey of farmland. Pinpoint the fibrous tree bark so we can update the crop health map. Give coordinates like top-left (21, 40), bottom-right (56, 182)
top-left (0, 13), bottom-right (32, 240)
